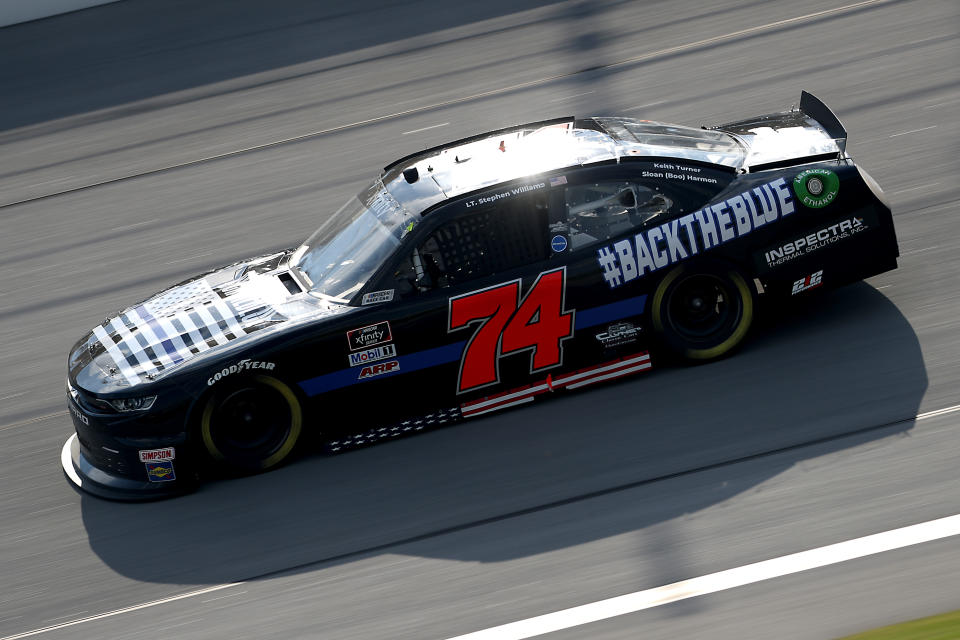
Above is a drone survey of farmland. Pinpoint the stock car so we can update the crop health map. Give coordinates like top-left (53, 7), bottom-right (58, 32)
top-left (62, 91), bottom-right (899, 500)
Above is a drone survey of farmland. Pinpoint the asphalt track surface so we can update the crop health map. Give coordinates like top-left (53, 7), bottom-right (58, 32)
top-left (0, 0), bottom-right (957, 637)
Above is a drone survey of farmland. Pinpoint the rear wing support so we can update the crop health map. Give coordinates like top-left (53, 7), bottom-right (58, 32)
top-left (799, 91), bottom-right (847, 153)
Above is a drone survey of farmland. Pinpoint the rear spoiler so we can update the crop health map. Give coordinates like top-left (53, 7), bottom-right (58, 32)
top-left (799, 91), bottom-right (847, 153)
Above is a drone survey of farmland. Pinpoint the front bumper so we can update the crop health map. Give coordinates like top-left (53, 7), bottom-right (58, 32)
top-left (61, 433), bottom-right (192, 501)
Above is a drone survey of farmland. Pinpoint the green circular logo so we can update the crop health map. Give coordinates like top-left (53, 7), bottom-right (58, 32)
top-left (793, 169), bottom-right (839, 208)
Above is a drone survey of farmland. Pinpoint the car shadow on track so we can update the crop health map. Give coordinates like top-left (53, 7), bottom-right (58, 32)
top-left (78, 282), bottom-right (926, 586)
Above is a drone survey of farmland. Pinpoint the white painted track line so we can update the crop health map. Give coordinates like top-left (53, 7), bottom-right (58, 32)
top-left (445, 514), bottom-right (960, 640)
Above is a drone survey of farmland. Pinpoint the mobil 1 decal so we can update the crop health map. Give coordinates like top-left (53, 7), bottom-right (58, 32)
top-left (596, 177), bottom-right (795, 288)
top-left (448, 267), bottom-right (575, 394)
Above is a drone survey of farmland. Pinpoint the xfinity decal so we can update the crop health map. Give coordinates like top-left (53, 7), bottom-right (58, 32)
top-left (597, 177), bottom-right (795, 288)
top-left (347, 321), bottom-right (392, 351)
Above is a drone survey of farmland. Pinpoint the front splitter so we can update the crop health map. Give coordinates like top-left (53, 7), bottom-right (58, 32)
top-left (60, 434), bottom-right (191, 502)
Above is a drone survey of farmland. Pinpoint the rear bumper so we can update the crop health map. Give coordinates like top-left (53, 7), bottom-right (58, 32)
top-left (61, 433), bottom-right (193, 501)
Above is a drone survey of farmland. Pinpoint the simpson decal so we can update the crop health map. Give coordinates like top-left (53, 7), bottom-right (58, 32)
top-left (348, 344), bottom-right (398, 367)
top-left (793, 169), bottom-right (839, 208)
top-left (138, 447), bottom-right (175, 462)
top-left (347, 321), bottom-right (392, 351)
top-left (764, 217), bottom-right (867, 267)
top-left (361, 290), bottom-right (395, 305)
top-left (597, 177), bottom-right (795, 288)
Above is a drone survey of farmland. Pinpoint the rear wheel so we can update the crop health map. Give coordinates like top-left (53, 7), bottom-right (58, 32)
top-left (200, 375), bottom-right (302, 473)
top-left (651, 264), bottom-right (754, 361)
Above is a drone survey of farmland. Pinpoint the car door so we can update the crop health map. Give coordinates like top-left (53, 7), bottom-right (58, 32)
top-left (355, 181), bottom-right (576, 419)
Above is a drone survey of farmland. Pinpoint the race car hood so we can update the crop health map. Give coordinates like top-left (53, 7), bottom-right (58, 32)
top-left (69, 251), bottom-right (351, 392)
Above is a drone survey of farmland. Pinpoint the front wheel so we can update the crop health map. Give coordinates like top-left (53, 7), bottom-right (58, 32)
top-left (199, 375), bottom-right (303, 473)
top-left (650, 264), bottom-right (755, 361)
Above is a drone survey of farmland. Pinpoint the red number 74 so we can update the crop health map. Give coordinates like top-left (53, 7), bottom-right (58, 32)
top-left (448, 268), bottom-right (575, 394)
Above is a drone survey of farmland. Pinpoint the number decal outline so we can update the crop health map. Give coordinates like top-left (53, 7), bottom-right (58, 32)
top-left (448, 267), bottom-right (575, 395)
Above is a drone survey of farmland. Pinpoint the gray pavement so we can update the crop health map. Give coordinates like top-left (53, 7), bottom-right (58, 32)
top-left (1, 0), bottom-right (958, 638)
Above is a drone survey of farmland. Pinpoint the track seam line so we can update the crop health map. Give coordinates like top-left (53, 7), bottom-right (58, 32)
top-left (4, 400), bottom-right (957, 640)
top-left (0, 0), bottom-right (892, 211)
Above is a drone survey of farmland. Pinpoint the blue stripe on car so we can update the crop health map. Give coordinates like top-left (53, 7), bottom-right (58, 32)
top-left (297, 295), bottom-right (646, 397)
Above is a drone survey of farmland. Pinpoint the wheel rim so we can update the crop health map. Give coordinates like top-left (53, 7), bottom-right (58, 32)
top-left (202, 377), bottom-right (301, 468)
top-left (665, 273), bottom-right (742, 345)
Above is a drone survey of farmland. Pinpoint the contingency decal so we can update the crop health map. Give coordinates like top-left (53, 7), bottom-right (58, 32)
top-left (348, 344), bottom-right (398, 367)
top-left (596, 177), bottom-right (795, 288)
top-left (791, 270), bottom-right (824, 295)
top-left (346, 321), bottom-right (393, 351)
top-left (460, 352), bottom-right (651, 418)
top-left (145, 461), bottom-right (176, 482)
top-left (361, 290), bottom-right (395, 305)
top-left (793, 169), bottom-right (839, 208)
top-left (448, 267), bottom-right (575, 395)
top-left (357, 360), bottom-right (400, 380)
top-left (207, 359), bottom-right (276, 385)
top-left (138, 447), bottom-right (175, 462)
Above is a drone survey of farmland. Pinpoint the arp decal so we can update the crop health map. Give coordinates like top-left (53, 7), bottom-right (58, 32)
top-left (145, 461), bottom-right (176, 482)
top-left (792, 270), bottom-right (824, 295)
top-left (448, 267), bottom-right (575, 394)
top-left (347, 321), bottom-right (392, 351)
top-left (358, 360), bottom-right (400, 380)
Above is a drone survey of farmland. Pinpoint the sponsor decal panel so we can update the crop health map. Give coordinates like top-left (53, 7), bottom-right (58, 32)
top-left (793, 169), bottom-right (839, 208)
top-left (460, 353), bottom-right (651, 418)
top-left (207, 359), bottom-right (276, 385)
top-left (145, 461), bottom-right (176, 482)
top-left (361, 290), bottom-right (394, 305)
top-left (595, 321), bottom-right (642, 347)
top-left (347, 321), bottom-right (392, 351)
top-left (792, 270), bottom-right (824, 295)
top-left (139, 447), bottom-right (175, 462)
top-left (596, 177), bottom-right (796, 288)
top-left (358, 360), bottom-right (400, 380)
top-left (348, 344), bottom-right (398, 367)
top-left (764, 216), bottom-right (867, 267)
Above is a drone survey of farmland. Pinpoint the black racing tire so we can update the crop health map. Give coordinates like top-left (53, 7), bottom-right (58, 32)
top-left (650, 263), bottom-right (755, 361)
top-left (199, 375), bottom-right (303, 473)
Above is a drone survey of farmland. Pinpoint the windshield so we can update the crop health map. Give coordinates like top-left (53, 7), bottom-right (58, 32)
top-left (293, 181), bottom-right (418, 301)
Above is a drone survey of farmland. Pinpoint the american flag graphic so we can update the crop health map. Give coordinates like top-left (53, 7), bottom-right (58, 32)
top-left (93, 279), bottom-right (266, 385)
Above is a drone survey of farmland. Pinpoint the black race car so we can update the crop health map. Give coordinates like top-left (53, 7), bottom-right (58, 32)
top-left (62, 91), bottom-right (899, 500)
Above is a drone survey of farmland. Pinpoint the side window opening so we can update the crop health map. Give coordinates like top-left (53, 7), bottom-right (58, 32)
top-left (393, 193), bottom-right (550, 293)
top-left (553, 182), bottom-right (672, 251)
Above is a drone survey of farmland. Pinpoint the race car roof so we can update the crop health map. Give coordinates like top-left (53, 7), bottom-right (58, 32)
top-left (381, 117), bottom-right (745, 216)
